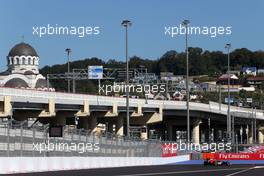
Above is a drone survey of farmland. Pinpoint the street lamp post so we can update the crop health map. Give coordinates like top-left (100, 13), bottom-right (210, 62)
top-left (65, 48), bottom-right (71, 93)
top-left (225, 43), bottom-right (231, 142)
top-left (121, 20), bottom-right (132, 137)
top-left (182, 20), bottom-right (190, 143)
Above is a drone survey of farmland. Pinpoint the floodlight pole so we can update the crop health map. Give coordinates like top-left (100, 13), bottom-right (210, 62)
top-left (225, 43), bottom-right (231, 142)
top-left (65, 48), bottom-right (71, 93)
top-left (122, 20), bottom-right (132, 137)
top-left (182, 20), bottom-right (190, 143)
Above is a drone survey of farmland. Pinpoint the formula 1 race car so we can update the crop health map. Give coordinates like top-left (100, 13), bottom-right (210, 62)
top-left (204, 159), bottom-right (230, 166)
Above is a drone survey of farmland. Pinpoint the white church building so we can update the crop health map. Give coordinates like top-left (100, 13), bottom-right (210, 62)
top-left (0, 42), bottom-right (53, 91)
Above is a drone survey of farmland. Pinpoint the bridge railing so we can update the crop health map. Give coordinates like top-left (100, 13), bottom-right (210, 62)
top-left (1, 87), bottom-right (263, 120)
top-left (209, 101), bottom-right (264, 120)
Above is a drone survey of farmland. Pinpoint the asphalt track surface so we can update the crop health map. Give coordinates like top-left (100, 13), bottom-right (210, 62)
top-left (6, 164), bottom-right (264, 176)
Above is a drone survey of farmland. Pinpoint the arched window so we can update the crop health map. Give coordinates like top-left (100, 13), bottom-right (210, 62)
top-left (35, 57), bottom-right (39, 65)
top-left (18, 57), bottom-right (22, 65)
top-left (9, 58), bottom-right (12, 65)
top-left (25, 57), bottom-right (28, 65)
top-left (15, 57), bottom-right (19, 65)
top-left (29, 58), bottom-right (33, 65)
top-left (22, 57), bottom-right (26, 65)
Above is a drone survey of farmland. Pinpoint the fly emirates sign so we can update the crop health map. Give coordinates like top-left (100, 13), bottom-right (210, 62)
top-left (215, 153), bottom-right (264, 160)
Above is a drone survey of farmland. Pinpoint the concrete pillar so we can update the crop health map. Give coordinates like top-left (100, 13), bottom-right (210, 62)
top-left (39, 98), bottom-right (56, 117)
top-left (50, 113), bottom-right (66, 126)
top-left (104, 102), bottom-right (118, 117)
top-left (107, 122), bottom-right (113, 133)
top-left (77, 112), bottom-right (98, 133)
top-left (78, 117), bottom-right (89, 130)
top-left (249, 136), bottom-right (253, 144)
top-left (0, 96), bottom-right (12, 117)
top-left (258, 129), bottom-right (264, 144)
top-left (88, 116), bottom-right (97, 133)
top-left (75, 100), bottom-right (90, 117)
top-left (168, 124), bottom-right (173, 141)
top-left (192, 120), bottom-right (201, 144)
top-left (203, 128), bottom-right (209, 143)
top-left (116, 115), bottom-right (124, 136)
top-left (248, 127), bottom-right (253, 144)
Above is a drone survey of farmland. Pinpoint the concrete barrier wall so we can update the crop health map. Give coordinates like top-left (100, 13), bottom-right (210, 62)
top-left (0, 156), bottom-right (189, 174)
top-left (0, 155), bottom-right (189, 174)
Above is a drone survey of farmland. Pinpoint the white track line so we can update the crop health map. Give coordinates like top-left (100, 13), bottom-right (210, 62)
top-left (116, 167), bottom-right (249, 176)
top-left (224, 167), bottom-right (255, 176)
top-left (254, 166), bottom-right (264, 169)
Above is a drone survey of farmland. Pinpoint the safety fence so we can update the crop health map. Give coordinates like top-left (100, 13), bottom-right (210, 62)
top-left (0, 120), bottom-right (168, 157)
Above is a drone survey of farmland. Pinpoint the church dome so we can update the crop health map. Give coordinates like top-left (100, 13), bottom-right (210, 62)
top-left (7, 42), bottom-right (40, 75)
top-left (8, 42), bottom-right (38, 57)
top-left (4, 78), bottom-right (29, 88)
top-left (35, 79), bottom-right (49, 88)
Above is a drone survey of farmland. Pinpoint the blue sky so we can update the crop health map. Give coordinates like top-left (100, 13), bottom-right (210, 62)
top-left (0, 0), bottom-right (263, 70)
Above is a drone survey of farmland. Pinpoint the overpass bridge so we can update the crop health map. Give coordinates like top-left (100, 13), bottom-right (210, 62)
top-left (0, 87), bottom-right (264, 144)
